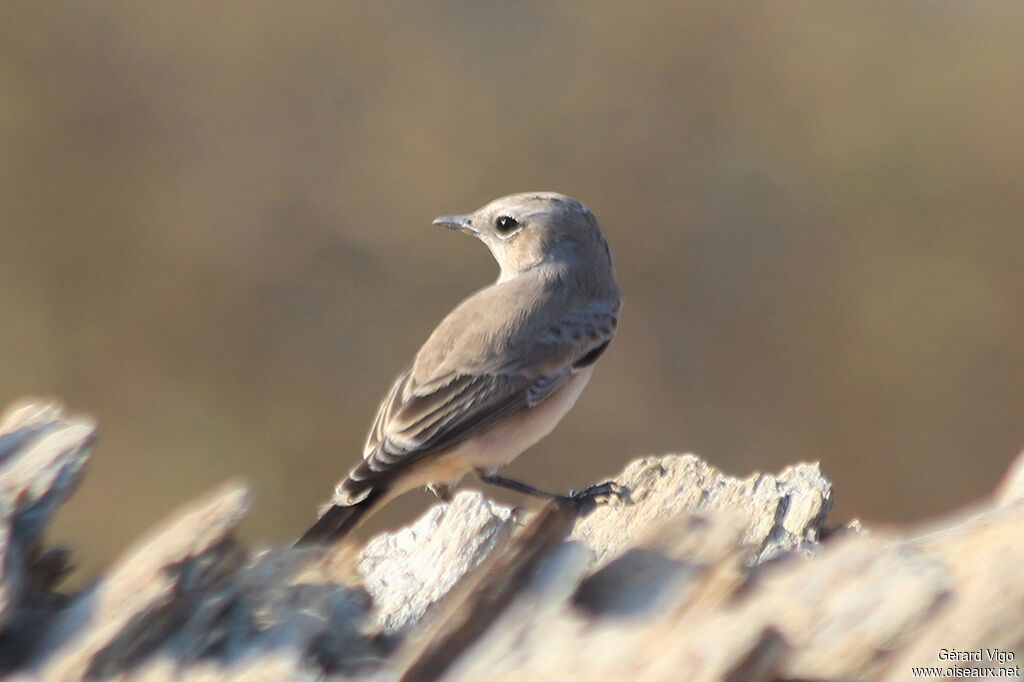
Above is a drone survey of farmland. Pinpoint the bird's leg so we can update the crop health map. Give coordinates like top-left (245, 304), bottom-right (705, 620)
top-left (475, 469), bottom-right (627, 504)
top-left (426, 482), bottom-right (455, 502)
top-left (476, 470), bottom-right (562, 499)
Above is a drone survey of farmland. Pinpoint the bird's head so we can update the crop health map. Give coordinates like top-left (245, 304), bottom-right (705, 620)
top-left (432, 192), bottom-right (613, 281)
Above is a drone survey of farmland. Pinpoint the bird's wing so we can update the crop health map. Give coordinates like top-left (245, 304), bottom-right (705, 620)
top-left (365, 368), bottom-right (562, 465)
top-left (342, 296), bottom-right (618, 496)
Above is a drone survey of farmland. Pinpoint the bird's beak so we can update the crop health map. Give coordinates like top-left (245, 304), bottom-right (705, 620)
top-left (432, 214), bottom-right (478, 236)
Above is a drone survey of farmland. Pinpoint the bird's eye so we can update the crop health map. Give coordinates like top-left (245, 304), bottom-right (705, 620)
top-left (495, 215), bottom-right (520, 234)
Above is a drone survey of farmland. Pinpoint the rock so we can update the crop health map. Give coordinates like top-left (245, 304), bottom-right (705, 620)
top-left (33, 482), bottom-right (252, 681)
top-left (570, 454), bottom-right (832, 565)
top-left (1, 398), bottom-right (1022, 682)
top-left (0, 400), bottom-right (96, 670)
top-left (358, 490), bottom-right (517, 634)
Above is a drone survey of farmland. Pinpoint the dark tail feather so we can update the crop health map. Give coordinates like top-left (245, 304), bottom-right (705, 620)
top-left (294, 489), bottom-right (383, 546)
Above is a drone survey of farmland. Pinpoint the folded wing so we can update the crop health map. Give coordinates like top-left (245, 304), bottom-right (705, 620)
top-left (338, 291), bottom-right (619, 503)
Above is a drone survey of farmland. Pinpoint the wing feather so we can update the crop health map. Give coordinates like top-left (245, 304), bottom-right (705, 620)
top-left (344, 285), bottom-right (619, 494)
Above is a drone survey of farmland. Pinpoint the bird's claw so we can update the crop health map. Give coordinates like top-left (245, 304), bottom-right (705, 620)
top-left (566, 480), bottom-right (628, 504)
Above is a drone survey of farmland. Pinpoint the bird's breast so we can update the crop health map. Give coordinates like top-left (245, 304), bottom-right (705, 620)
top-left (452, 365), bottom-right (595, 470)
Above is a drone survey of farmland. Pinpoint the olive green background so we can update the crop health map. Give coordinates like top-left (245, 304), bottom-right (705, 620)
top-left (2, 2), bottom-right (1021, 581)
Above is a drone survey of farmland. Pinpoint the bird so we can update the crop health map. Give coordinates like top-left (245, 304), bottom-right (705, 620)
top-left (296, 192), bottom-right (622, 546)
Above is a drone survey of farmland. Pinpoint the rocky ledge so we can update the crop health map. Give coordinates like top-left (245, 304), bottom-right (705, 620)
top-left (0, 400), bottom-right (1021, 681)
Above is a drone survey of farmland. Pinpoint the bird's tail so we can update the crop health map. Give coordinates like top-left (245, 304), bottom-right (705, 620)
top-left (294, 488), bottom-right (384, 546)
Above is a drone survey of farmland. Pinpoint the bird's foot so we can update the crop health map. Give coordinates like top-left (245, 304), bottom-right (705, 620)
top-left (475, 469), bottom-right (631, 509)
top-left (562, 480), bottom-right (630, 506)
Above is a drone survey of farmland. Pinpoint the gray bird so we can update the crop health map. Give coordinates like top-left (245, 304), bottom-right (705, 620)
top-left (297, 192), bottom-right (622, 545)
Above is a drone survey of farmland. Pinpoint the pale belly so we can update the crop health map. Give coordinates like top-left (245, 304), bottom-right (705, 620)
top-left (388, 366), bottom-right (595, 494)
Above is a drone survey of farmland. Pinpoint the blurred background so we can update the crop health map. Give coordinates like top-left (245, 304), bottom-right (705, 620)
top-left (1, 2), bottom-right (1021, 581)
